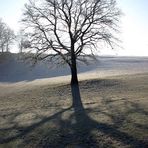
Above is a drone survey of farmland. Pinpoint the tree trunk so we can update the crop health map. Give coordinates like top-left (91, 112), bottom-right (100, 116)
top-left (70, 44), bottom-right (83, 109)
top-left (6, 43), bottom-right (9, 52)
top-left (71, 66), bottom-right (84, 109)
top-left (70, 42), bottom-right (78, 85)
top-left (71, 62), bottom-right (78, 85)
top-left (1, 45), bottom-right (4, 53)
top-left (70, 64), bottom-right (85, 118)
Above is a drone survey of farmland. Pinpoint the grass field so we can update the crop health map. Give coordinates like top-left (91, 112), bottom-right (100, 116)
top-left (0, 73), bottom-right (148, 147)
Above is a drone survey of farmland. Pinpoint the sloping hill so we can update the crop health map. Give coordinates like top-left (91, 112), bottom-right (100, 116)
top-left (0, 52), bottom-right (148, 82)
top-left (0, 53), bottom-right (95, 82)
top-left (0, 52), bottom-right (72, 82)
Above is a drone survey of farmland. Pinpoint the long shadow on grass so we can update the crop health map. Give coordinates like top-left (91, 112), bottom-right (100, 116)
top-left (37, 84), bottom-right (147, 147)
top-left (0, 80), bottom-right (148, 147)
top-left (0, 107), bottom-right (72, 144)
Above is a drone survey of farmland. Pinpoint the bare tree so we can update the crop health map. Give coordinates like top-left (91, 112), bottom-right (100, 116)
top-left (17, 31), bottom-right (31, 53)
top-left (0, 19), bottom-right (6, 52)
top-left (0, 19), bottom-right (15, 53)
top-left (22, 0), bottom-right (121, 107)
top-left (4, 27), bottom-right (15, 52)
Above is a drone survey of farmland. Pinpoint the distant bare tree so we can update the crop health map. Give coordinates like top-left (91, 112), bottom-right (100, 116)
top-left (0, 19), bottom-right (6, 52)
top-left (0, 19), bottom-right (15, 52)
top-left (18, 31), bottom-right (31, 53)
top-left (22, 0), bottom-right (121, 107)
top-left (4, 27), bottom-right (15, 52)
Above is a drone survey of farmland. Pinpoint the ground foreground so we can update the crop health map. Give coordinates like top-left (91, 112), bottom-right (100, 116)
top-left (0, 73), bottom-right (148, 148)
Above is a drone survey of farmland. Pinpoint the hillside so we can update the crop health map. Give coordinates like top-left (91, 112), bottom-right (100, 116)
top-left (0, 73), bottom-right (148, 147)
top-left (0, 52), bottom-right (148, 82)
top-left (0, 52), bottom-right (148, 147)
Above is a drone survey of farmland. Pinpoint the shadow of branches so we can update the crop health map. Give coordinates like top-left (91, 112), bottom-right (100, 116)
top-left (0, 79), bottom-right (148, 148)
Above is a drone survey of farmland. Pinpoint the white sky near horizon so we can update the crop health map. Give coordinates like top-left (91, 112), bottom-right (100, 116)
top-left (0, 0), bottom-right (148, 56)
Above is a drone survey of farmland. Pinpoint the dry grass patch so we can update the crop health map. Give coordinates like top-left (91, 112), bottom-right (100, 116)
top-left (0, 73), bottom-right (148, 147)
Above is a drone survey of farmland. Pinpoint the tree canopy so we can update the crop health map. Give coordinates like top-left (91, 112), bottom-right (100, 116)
top-left (22, 0), bottom-right (121, 84)
top-left (22, 0), bottom-right (120, 61)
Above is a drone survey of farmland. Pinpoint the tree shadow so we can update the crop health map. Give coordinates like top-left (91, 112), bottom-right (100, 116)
top-left (0, 107), bottom-right (72, 144)
top-left (0, 80), bottom-right (148, 147)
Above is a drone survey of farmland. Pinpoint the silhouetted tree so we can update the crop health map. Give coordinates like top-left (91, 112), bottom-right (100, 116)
top-left (17, 31), bottom-right (31, 53)
top-left (0, 19), bottom-right (15, 53)
top-left (22, 0), bottom-right (121, 107)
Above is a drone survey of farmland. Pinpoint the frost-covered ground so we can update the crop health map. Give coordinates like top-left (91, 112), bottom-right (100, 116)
top-left (0, 53), bottom-right (148, 147)
top-left (0, 53), bottom-right (148, 83)
top-left (0, 53), bottom-right (148, 96)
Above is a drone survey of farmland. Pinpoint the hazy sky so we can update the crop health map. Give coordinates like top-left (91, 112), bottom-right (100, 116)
top-left (0, 0), bottom-right (148, 56)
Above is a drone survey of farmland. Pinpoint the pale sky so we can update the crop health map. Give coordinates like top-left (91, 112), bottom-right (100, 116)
top-left (0, 0), bottom-right (148, 56)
